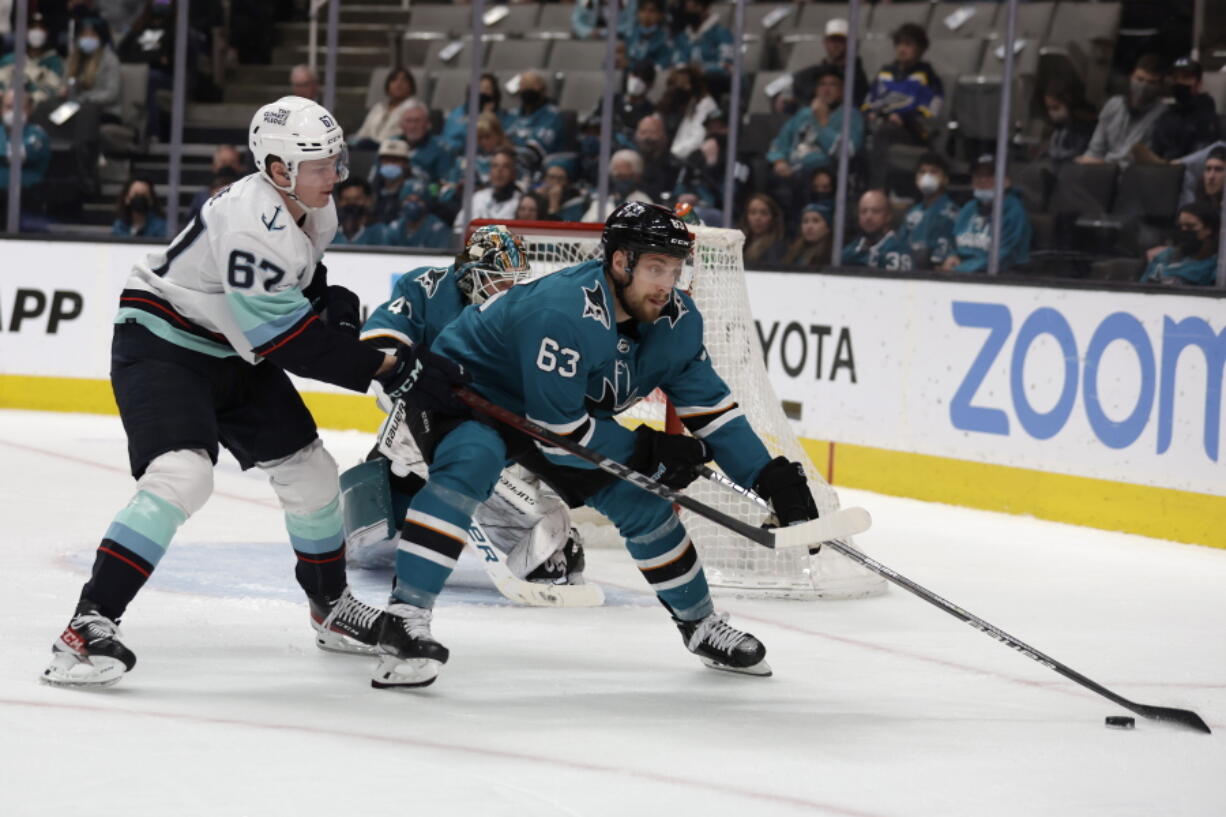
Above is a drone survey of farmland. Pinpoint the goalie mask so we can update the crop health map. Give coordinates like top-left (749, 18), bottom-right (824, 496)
top-left (455, 225), bottom-right (533, 304)
top-left (249, 96), bottom-right (349, 210)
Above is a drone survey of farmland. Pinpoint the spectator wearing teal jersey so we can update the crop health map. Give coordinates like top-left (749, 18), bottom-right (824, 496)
top-left (505, 70), bottom-right (567, 158)
top-left (0, 89), bottom-right (51, 190)
top-left (941, 156), bottom-right (1032, 274)
top-left (841, 189), bottom-right (914, 271)
top-left (110, 177), bottom-right (167, 239)
top-left (439, 73), bottom-right (509, 157)
top-left (900, 152), bottom-right (959, 269)
top-left (333, 179), bottom-right (390, 247)
top-left (396, 100), bottom-right (456, 189)
top-left (627, 0), bottom-right (674, 70)
top-left (390, 194), bottom-right (452, 251)
top-left (672, 0), bottom-right (735, 94)
top-left (1140, 202), bottom-right (1220, 286)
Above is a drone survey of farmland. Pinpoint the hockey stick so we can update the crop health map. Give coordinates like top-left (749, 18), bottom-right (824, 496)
top-left (454, 387), bottom-right (872, 550)
top-left (700, 468), bottom-right (1212, 734)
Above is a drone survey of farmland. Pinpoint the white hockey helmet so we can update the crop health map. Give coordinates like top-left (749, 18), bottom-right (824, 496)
top-left (249, 95), bottom-right (349, 205)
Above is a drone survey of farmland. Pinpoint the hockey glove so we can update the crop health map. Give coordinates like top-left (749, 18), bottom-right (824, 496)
top-left (628, 427), bottom-right (712, 491)
top-left (304, 262), bottom-right (329, 312)
top-left (753, 456), bottom-right (818, 527)
top-left (323, 285), bottom-right (361, 336)
top-left (374, 343), bottom-right (470, 414)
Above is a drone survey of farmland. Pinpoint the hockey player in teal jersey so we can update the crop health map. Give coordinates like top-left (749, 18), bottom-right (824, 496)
top-left (348, 225), bottom-right (588, 584)
top-left (371, 203), bottom-right (820, 689)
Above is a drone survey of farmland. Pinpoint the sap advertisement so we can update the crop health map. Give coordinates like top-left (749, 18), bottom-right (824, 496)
top-left (746, 273), bottom-right (1226, 498)
top-left (2, 238), bottom-right (1223, 497)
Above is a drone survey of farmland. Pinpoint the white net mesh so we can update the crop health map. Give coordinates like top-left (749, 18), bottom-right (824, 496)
top-left (472, 220), bottom-right (885, 600)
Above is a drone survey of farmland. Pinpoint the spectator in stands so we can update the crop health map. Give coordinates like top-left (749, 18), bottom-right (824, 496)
top-left (111, 176), bottom-right (166, 238)
top-left (672, 0), bottom-right (735, 94)
top-left (673, 107), bottom-right (743, 214)
top-left (515, 191), bottom-right (549, 221)
top-left (59, 17), bottom-right (122, 196)
top-left (1144, 57), bottom-right (1221, 162)
top-left (119, 0), bottom-right (186, 140)
top-left (351, 67), bottom-right (418, 150)
top-left (371, 138), bottom-right (412, 224)
top-left (0, 14), bottom-right (65, 105)
top-left (782, 203), bottom-right (833, 268)
top-left (841, 189), bottom-right (913, 271)
top-left (0, 89), bottom-right (51, 190)
top-left (792, 18), bottom-right (868, 109)
top-left (571, 0), bottom-right (636, 41)
top-left (740, 193), bottom-right (788, 266)
top-left (1174, 140), bottom-right (1226, 206)
top-left (188, 144), bottom-right (244, 215)
top-left (505, 70), bottom-right (565, 158)
top-left (583, 148), bottom-right (654, 221)
top-left (767, 65), bottom-right (864, 216)
top-left (1017, 78), bottom-right (1099, 210)
top-left (290, 65), bottom-right (321, 104)
top-left (440, 72), bottom-right (506, 156)
top-left (333, 178), bottom-right (388, 247)
top-left (808, 166), bottom-right (836, 213)
top-left (1191, 146), bottom-right (1226, 208)
top-left (941, 156), bottom-right (1032, 274)
top-left (617, 60), bottom-right (658, 144)
top-left (627, 0), bottom-right (673, 70)
top-left (1140, 202), bottom-right (1219, 286)
top-left (659, 65), bottom-right (718, 161)
top-left (863, 24), bottom-right (944, 147)
top-left (1077, 54), bottom-right (1167, 167)
top-left (397, 99), bottom-right (456, 187)
top-left (900, 153), bottom-right (959, 270)
top-left (457, 146), bottom-right (521, 228)
top-left (99, 0), bottom-right (149, 41)
top-left (535, 157), bottom-right (587, 221)
top-left (634, 113), bottom-right (681, 202)
top-left (390, 193), bottom-right (451, 250)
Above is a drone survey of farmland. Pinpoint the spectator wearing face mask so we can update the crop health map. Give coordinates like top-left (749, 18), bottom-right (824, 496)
top-left (582, 148), bottom-right (653, 221)
top-left (659, 65), bottom-right (718, 161)
top-left (505, 71), bottom-right (566, 158)
top-left (673, 107), bottom-right (745, 214)
top-left (899, 153), bottom-right (959, 270)
top-left (571, 0), bottom-right (637, 41)
top-left (1144, 57), bottom-right (1221, 162)
top-left (111, 177), bottom-right (166, 238)
top-left (841, 189), bottom-right (913, 271)
top-left (456, 146), bottom-right (521, 229)
top-left (627, 0), bottom-right (673, 70)
top-left (617, 60), bottom-right (658, 145)
top-left (1140, 202), bottom-right (1220, 286)
top-left (440, 73), bottom-right (507, 156)
top-left (1077, 54), bottom-right (1168, 167)
top-left (391, 193), bottom-right (451, 250)
top-left (119, 0), bottom-right (188, 140)
top-left (0, 14), bottom-right (65, 105)
top-left (188, 144), bottom-right (244, 216)
top-left (332, 178), bottom-right (389, 246)
top-left (371, 138), bottom-right (413, 224)
top-left (672, 0), bottom-right (735, 95)
top-left (57, 17), bottom-right (121, 195)
top-left (351, 67), bottom-right (419, 150)
top-left (0, 89), bottom-right (51, 191)
top-left (942, 156), bottom-right (1031, 274)
top-left (633, 113), bottom-right (681, 202)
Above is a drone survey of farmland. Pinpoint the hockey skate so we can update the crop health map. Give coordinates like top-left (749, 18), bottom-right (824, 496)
top-left (310, 587), bottom-right (386, 655)
top-left (41, 601), bottom-right (137, 688)
top-left (675, 611), bottom-right (772, 677)
top-left (371, 603), bottom-right (450, 689)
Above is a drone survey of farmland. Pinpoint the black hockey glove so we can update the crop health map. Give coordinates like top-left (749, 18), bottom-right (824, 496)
top-left (304, 262), bottom-right (329, 312)
top-left (374, 343), bottom-right (470, 414)
top-left (753, 456), bottom-right (818, 527)
top-left (628, 427), bottom-right (712, 490)
top-left (322, 285), bottom-right (361, 337)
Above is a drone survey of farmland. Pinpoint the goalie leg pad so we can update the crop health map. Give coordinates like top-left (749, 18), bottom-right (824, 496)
top-left (340, 458), bottom-right (395, 556)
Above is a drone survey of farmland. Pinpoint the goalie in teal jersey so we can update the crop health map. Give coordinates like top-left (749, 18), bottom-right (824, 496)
top-left (344, 225), bottom-right (589, 587)
top-left (371, 203), bottom-right (820, 689)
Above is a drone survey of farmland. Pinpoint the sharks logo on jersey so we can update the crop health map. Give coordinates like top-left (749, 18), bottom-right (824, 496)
top-left (581, 281), bottom-right (611, 330)
top-left (656, 289), bottom-right (689, 329)
top-left (588, 359), bottom-right (639, 414)
top-left (416, 266), bottom-right (450, 299)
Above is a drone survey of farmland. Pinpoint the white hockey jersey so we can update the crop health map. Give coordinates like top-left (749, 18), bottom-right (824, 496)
top-left (116, 173), bottom-right (338, 364)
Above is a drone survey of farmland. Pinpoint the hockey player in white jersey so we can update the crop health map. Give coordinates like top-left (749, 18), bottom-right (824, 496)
top-left (41, 96), bottom-right (468, 687)
top-left (344, 225), bottom-right (587, 589)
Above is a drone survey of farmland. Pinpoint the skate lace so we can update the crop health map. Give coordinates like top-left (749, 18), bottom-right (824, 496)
top-left (335, 591), bottom-right (383, 631)
top-left (390, 604), bottom-right (434, 640)
top-left (689, 613), bottom-right (745, 654)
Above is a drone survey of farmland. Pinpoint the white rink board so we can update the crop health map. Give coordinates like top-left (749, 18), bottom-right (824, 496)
top-left (1, 238), bottom-right (1222, 496)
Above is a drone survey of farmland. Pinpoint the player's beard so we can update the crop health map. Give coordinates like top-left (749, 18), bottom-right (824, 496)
top-left (620, 285), bottom-right (667, 324)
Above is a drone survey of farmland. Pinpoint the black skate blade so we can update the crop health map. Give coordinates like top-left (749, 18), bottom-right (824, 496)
top-left (371, 675), bottom-right (439, 690)
top-left (699, 657), bottom-right (773, 677)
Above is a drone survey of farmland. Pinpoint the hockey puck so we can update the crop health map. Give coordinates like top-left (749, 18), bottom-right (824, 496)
top-left (1105, 716), bottom-right (1135, 729)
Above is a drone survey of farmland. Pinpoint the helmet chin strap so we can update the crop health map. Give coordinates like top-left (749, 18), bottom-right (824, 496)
top-left (609, 249), bottom-right (639, 318)
top-left (261, 167), bottom-right (328, 213)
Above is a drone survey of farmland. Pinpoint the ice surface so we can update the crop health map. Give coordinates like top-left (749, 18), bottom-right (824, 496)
top-left (1, 410), bottom-right (1222, 816)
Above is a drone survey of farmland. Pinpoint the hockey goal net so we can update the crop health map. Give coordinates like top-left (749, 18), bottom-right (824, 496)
top-left (469, 219), bottom-right (885, 600)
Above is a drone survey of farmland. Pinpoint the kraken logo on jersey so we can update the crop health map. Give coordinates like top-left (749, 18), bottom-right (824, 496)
top-left (581, 281), bottom-right (611, 330)
top-left (261, 206), bottom-right (286, 231)
top-left (588, 359), bottom-right (639, 414)
top-left (416, 267), bottom-right (450, 299)
top-left (656, 290), bottom-right (689, 329)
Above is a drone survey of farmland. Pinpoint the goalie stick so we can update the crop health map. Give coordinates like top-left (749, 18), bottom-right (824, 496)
top-left (453, 387), bottom-right (872, 551)
top-left (700, 467), bottom-right (1212, 734)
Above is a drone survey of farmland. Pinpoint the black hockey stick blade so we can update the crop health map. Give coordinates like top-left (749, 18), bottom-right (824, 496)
top-left (454, 387), bottom-right (870, 550)
top-left (1124, 703), bottom-right (1211, 734)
